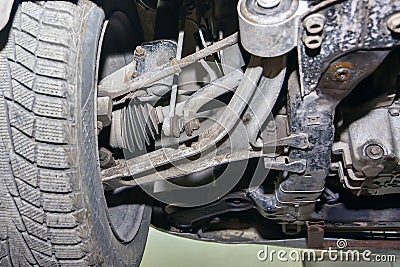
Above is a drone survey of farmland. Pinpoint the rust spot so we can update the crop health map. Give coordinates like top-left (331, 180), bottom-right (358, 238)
top-left (327, 61), bottom-right (355, 73)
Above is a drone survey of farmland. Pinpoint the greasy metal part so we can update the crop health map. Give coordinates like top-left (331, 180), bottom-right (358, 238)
top-left (299, 0), bottom-right (400, 95)
top-left (219, 43), bottom-right (245, 75)
top-left (108, 56), bottom-right (263, 185)
top-left (98, 33), bottom-right (239, 99)
top-left (0, 0), bottom-right (14, 31)
top-left (108, 40), bottom-right (179, 152)
top-left (263, 133), bottom-right (309, 149)
top-left (182, 68), bottom-right (243, 136)
top-left (134, 46), bottom-right (146, 58)
top-left (238, 0), bottom-right (308, 57)
top-left (102, 153), bottom-right (305, 190)
top-left (250, 50), bottom-right (390, 221)
top-left (134, 40), bottom-right (177, 97)
top-left (167, 192), bottom-right (253, 227)
top-left (274, 51), bottom-right (390, 217)
top-left (156, 67), bottom-right (242, 138)
top-left (336, 106), bottom-right (400, 196)
top-left (99, 39), bottom-right (177, 100)
top-left (244, 56), bottom-right (286, 146)
top-left (306, 221), bottom-right (325, 249)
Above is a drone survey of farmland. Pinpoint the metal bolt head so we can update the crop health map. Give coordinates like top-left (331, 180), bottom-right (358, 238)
top-left (387, 13), bottom-right (400, 34)
top-left (135, 46), bottom-right (146, 58)
top-left (257, 0), bottom-right (280, 9)
top-left (266, 120), bottom-right (276, 132)
top-left (132, 71), bottom-right (139, 78)
top-left (334, 68), bottom-right (350, 82)
top-left (365, 144), bottom-right (384, 160)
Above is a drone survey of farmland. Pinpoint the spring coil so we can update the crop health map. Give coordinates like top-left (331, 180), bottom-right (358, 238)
top-left (110, 99), bottom-right (159, 153)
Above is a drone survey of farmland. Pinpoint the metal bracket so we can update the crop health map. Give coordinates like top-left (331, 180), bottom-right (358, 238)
top-left (264, 133), bottom-right (309, 149)
top-left (306, 221), bottom-right (325, 248)
top-left (264, 157), bottom-right (306, 173)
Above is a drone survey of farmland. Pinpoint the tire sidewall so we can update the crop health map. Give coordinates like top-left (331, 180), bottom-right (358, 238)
top-left (77, 2), bottom-right (150, 266)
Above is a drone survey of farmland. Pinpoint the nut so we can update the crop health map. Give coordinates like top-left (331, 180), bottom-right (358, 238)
top-left (134, 46), bottom-right (146, 58)
top-left (365, 144), bottom-right (384, 160)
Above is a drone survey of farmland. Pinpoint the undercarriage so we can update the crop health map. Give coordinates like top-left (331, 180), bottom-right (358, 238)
top-left (1, 0), bottom-right (400, 265)
top-left (98, 0), bottom-right (400, 252)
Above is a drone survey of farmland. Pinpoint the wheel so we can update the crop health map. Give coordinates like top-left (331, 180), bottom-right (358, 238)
top-left (0, 1), bottom-right (150, 266)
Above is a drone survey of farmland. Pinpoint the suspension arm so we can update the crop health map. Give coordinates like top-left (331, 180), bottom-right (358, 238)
top-left (98, 33), bottom-right (239, 99)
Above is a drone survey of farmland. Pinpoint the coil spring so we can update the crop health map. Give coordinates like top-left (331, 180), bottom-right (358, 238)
top-left (110, 99), bottom-right (159, 153)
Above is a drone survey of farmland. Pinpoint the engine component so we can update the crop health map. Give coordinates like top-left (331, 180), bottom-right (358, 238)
top-left (237, 0), bottom-right (307, 57)
top-left (334, 106), bottom-right (400, 196)
top-left (181, 68), bottom-right (243, 136)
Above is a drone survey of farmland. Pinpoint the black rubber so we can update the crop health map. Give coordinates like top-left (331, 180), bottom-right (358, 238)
top-left (0, 1), bottom-right (150, 266)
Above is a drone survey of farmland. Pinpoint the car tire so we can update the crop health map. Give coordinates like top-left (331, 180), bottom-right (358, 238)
top-left (0, 1), bottom-right (150, 266)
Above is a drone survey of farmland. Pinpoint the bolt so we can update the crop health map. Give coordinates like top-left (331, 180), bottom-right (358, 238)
top-left (365, 144), bottom-right (384, 160)
top-left (184, 118), bottom-right (200, 136)
top-left (132, 71), bottom-right (139, 78)
top-left (387, 13), bottom-right (400, 34)
top-left (135, 46), bottom-right (146, 58)
top-left (257, 0), bottom-right (280, 9)
top-left (334, 68), bottom-right (350, 82)
top-left (242, 113), bottom-right (251, 123)
top-left (266, 120), bottom-right (276, 132)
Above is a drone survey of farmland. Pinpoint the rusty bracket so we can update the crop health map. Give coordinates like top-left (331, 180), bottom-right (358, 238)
top-left (264, 133), bottom-right (309, 149)
top-left (306, 221), bottom-right (325, 248)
